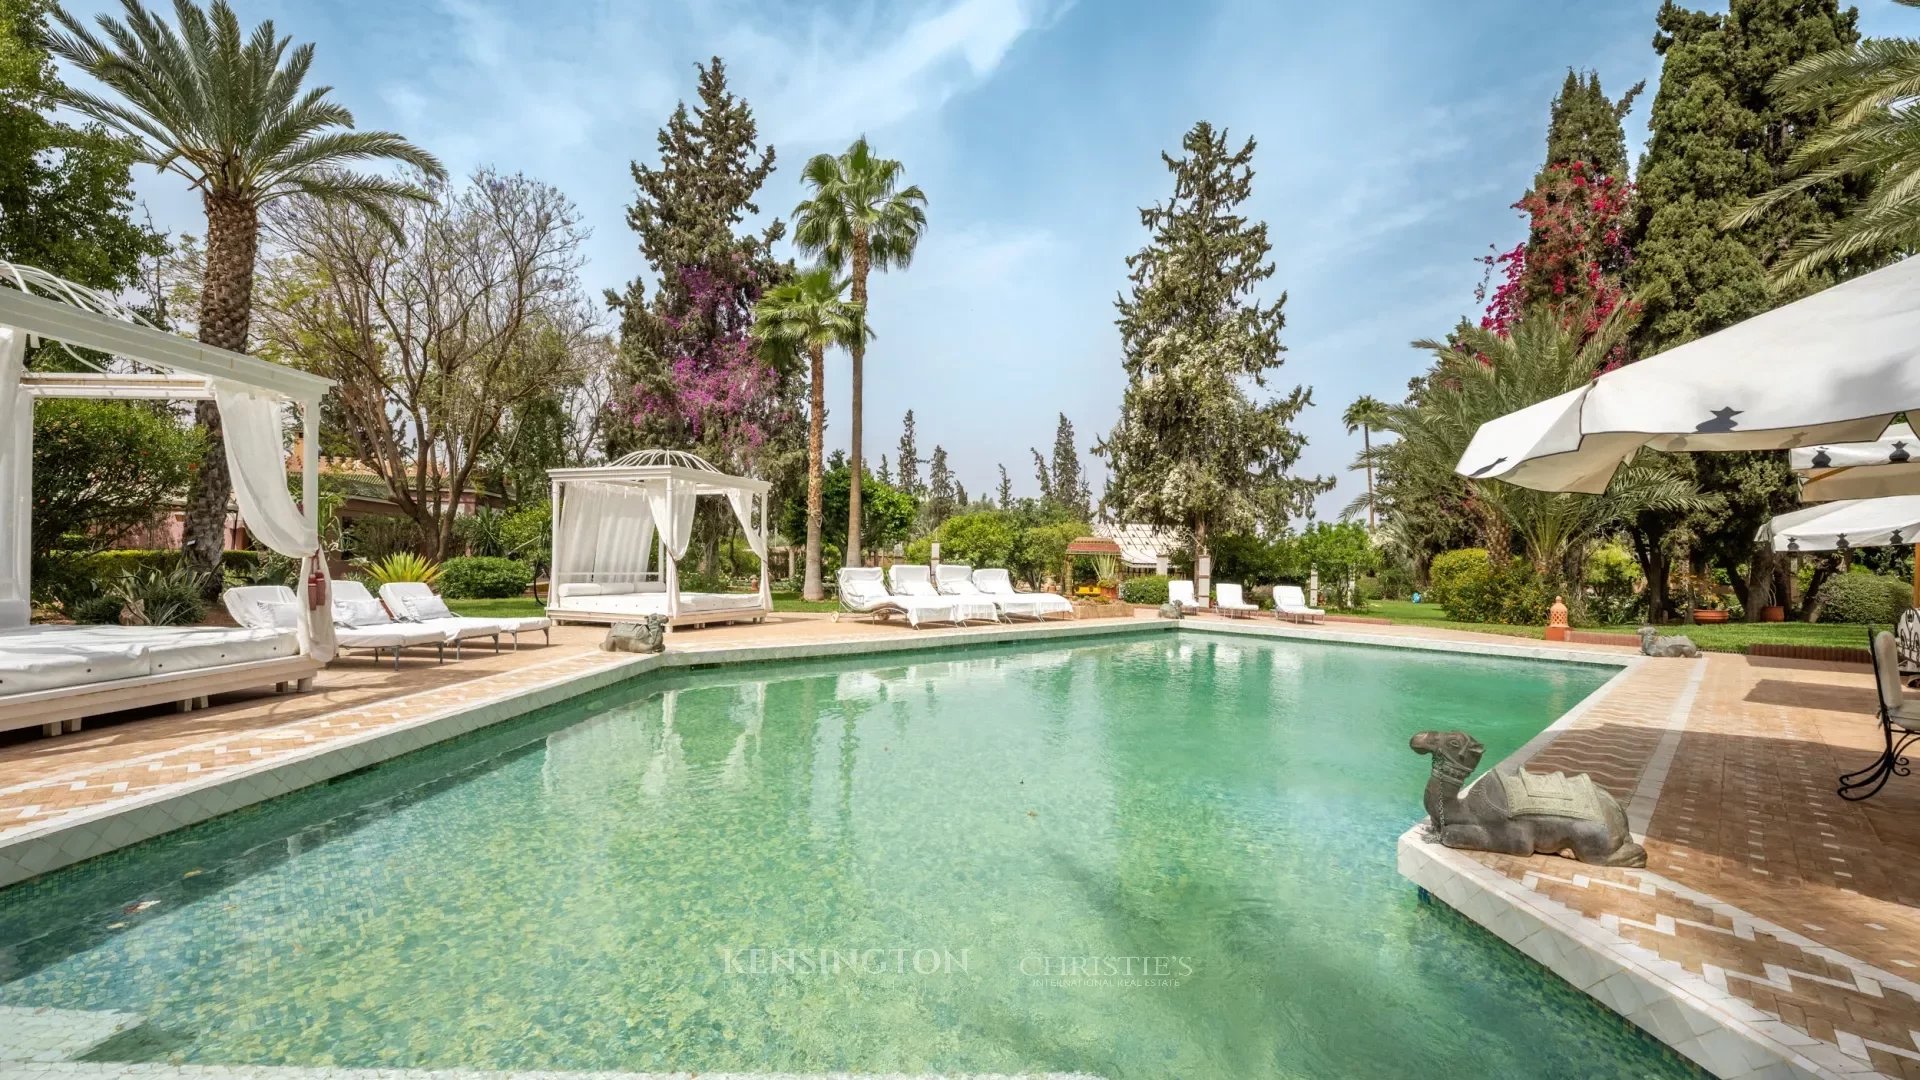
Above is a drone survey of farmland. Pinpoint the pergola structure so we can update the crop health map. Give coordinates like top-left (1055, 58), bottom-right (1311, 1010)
top-left (0, 262), bottom-right (333, 734)
top-left (546, 450), bottom-right (771, 629)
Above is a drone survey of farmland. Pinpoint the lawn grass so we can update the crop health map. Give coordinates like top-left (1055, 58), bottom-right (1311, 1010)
top-left (1365, 598), bottom-right (1871, 654)
top-left (445, 591), bottom-right (839, 619)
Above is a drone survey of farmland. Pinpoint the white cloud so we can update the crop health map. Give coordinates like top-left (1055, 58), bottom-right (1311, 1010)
top-left (719, 0), bottom-right (1063, 146)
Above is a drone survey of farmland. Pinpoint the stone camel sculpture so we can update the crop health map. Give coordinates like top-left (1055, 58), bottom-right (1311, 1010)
top-left (1637, 626), bottom-right (1700, 658)
top-left (1409, 730), bottom-right (1646, 867)
top-left (603, 614), bottom-right (668, 654)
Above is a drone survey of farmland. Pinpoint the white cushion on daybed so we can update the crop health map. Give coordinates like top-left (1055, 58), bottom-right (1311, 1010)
top-left (0, 644), bottom-right (150, 694)
top-left (550, 591), bottom-right (761, 616)
top-left (555, 581), bottom-right (651, 599)
top-left (146, 627), bottom-right (300, 674)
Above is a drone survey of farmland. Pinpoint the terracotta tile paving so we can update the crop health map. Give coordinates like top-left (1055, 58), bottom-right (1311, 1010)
top-left (1459, 650), bottom-right (1920, 1077)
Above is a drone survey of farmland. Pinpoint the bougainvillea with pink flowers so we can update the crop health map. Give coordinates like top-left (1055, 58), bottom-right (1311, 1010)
top-left (1476, 159), bottom-right (1636, 369)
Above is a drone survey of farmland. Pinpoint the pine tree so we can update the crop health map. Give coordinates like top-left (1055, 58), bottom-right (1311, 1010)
top-left (877, 454), bottom-right (893, 486)
top-left (955, 481), bottom-right (968, 509)
top-left (1096, 122), bottom-right (1329, 559)
top-left (996, 465), bottom-right (1013, 509)
top-left (606, 58), bottom-right (795, 475)
top-left (896, 409), bottom-right (922, 496)
top-left (1030, 449), bottom-right (1051, 504)
top-left (925, 445), bottom-right (957, 527)
top-left (1627, 0), bottom-right (1875, 621)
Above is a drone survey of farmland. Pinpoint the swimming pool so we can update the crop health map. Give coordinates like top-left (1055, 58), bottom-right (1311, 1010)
top-left (0, 633), bottom-right (1700, 1078)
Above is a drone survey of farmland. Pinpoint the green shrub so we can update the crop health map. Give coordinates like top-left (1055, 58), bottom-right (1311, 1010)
top-left (1426, 549), bottom-right (1492, 613)
top-left (1584, 543), bottom-right (1643, 625)
top-left (1817, 570), bottom-right (1910, 625)
top-left (438, 556), bottom-right (533, 599)
top-left (67, 592), bottom-right (127, 625)
top-left (1121, 575), bottom-right (1170, 605)
top-left (1425, 547), bottom-right (1555, 624)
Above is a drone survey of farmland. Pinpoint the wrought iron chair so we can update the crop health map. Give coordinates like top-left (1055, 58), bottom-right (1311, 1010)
top-left (1897, 607), bottom-right (1920, 685)
top-left (1840, 629), bottom-right (1920, 801)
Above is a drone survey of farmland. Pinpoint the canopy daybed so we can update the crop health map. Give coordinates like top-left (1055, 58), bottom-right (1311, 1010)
top-left (0, 263), bottom-right (334, 736)
top-left (546, 450), bottom-right (771, 629)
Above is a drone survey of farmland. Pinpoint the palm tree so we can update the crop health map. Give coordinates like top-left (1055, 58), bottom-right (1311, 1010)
top-left (751, 267), bottom-right (866, 601)
top-left (791, 136), bottom-right (926, 567)
top-left (1341, 395), bottom-right (1390, 527)
top-left (45, 0), bottom-right (444, 584)
top-left (1726, 2), bottom-right (1920, 281)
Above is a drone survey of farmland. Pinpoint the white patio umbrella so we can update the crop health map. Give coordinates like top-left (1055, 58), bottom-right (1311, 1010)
top-left (1455, 256), bottom-right (1920, 493)
top-left (1758, 496), bottom-right (1920, 553)
top-left (1760, 495), bottom-right (1920, 608)
top-left (1792, 422), bottom-right (1920, 501)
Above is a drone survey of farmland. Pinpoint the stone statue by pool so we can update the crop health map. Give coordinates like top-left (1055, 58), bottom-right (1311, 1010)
top-left (1410, 730), bottom-right (1646, 867)
top-left (1637, 626), bottom-right (1701, 658)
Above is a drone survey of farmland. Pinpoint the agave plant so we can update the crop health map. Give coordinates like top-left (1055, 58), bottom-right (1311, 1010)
top-left (109, 565), bottom-right (209, 626)
top-left (354, 552), bottom-right (441, 590)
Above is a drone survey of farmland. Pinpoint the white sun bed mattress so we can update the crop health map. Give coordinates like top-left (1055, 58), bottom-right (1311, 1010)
top-left (550, 590), bottom-right (763, 617)
top-left (0, 625), bottom-right (301, 696)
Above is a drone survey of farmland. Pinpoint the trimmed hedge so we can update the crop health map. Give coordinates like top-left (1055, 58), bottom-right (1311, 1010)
top-left (1816, 571), bottom-right (1911, 625)
top-left (1120, 574), bottom-right (1170, 605)
top-left (438, 556), bottom-right (533, 599)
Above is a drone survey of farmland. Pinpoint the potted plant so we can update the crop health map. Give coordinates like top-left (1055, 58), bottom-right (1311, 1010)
top-left (1092, 554), bottom-right (1121, 601)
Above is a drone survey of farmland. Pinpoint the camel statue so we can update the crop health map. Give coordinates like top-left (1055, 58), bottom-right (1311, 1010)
top-left (1637, 626), bottom-right (1700, 658)
top-left (1409, 730), bottom-right (1646, 867)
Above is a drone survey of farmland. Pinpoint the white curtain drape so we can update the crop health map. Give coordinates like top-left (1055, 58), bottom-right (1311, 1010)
top-left (648, 479), bottom-right (698, 616)
top-left (212, 379), bottom-right (334, 662)
top-left (726, 489), bottom-right (771, 609)
top-left (554, 482), bottom-right (656, 588)
top-left (0, 328), bottom-right (28, 630)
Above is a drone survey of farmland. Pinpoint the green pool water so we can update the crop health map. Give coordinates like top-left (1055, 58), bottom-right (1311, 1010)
top-left (0, 633), bottom-right (1702, 1078)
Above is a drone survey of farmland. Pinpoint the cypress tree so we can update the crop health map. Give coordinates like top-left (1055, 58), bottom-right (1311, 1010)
top-left (1627, 0), bottom-right (1875, 620)
top-left (996, 465), bottom-right (1013, 509)
top-left (1044, 413), bottom-right (1090, 517)
top-left (876, 454), bottom-right (893, 487)
top-left (1097, 121), bottom-right (1328, 558)
top-left (926, 445), bottom-right (957, 527)
top-left (896, 410), bottom-right (922, 496)
top-left (1542, 70), bottom-right (1640, 181)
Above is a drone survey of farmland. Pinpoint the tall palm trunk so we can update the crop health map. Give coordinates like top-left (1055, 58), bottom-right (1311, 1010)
top-left (1362, 424), bottom-right (1374, 528)
top-left (804, 344), bottom-right (827, 601)
top-left (182, 192), bottom-right (259, 591)
top-left (846, 231), bottom-right (870, 567)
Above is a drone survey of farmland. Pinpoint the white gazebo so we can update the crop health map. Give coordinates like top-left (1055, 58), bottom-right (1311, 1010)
top-left (546, 450), bottom-right (771, 628)
top-left (0, 263), bottom-right (334, 736)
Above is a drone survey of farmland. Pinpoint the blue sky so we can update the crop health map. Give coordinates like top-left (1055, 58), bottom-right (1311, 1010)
top-left (62, 0), bottom-right (1908, 521)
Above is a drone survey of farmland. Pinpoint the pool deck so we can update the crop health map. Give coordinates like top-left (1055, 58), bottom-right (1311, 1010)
top-left (0, 610), bottom-right (1915, 1079)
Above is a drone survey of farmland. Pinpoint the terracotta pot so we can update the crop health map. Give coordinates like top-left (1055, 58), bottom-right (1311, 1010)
top-left (1760, 605), bottom-right (1785, 623)
top-left (1692, 609), bottom-right (1730, 624)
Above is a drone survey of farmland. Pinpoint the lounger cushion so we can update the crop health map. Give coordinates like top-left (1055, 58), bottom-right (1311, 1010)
top-left (404, 595), bottom-right (455, 621)
top-left (264, 600), bottom-right (304, 629)
top-left (332, 599), bottom-right (390, 628)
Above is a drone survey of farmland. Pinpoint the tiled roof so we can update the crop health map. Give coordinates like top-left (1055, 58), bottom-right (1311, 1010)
top-left (1093, 522), bottom-right (1186, 568)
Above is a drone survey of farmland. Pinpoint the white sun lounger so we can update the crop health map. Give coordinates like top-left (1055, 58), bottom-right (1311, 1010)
top-left (935, 564), bottom-right (1048, 620)
top-left (971, 568), bottom-right (1073, 619)
top-left (1275, 585), bottom-right (1326, 624)
top-left (891, 565), bottom-right (999, 623)
top-left (835, 567), bottom-right (965, 627)
top-left (381, 581), bottom-right (550, 648)
top-left (226, 584), bottom-right (445, 669)
top-left (333, 580), bottom-right (502, 658)
top-left (1215, 583), bottom-right (1259, 618)
top-left (1168, 579), bottom-right (1204, 612)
